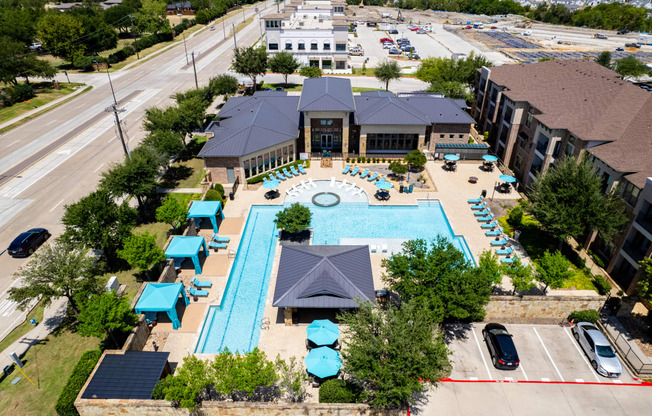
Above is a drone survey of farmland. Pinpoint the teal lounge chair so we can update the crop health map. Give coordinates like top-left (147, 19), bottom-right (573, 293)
top-left (350, 166), bottom-right (359, 176)
top-left (211, 234), bottom-right (229, 242)
top-left (268, 174), bottom-right (276, 182)
top-left (209, 241), bottom-right (228, 251)
top-left (342, 164), bottom-right (351, 174)
top-left (276, 171), bottom-right (286, 181)
top-left (481, 220), bottom-right (499, 229)
top-left (477, 214), bottom-right (494, 222)
top-left (496, 246), bottom-right (514, 256)
top-left (360, 169), bottom-right (369, 178)
top-left (471, 202), bottom-right (487, 210)
top-left (485, 228), bottom-right (502, 236)
top-left (192, 277), bottom-right (212, 288)
top-left (291, 166), bottom-right (300, 176)
top-left (367, 172), bottom-right (378, 181)
top-left (298, 165), bottom-right (307, 174)
top-left (283, 168), bottom-right (294, 177)
top-left (189, 287), bottom-right (208, 297)
top-left (501, 255), bottom-right (520, 264)
top-left (468, 196), bottom-right (483, 204)
top-left (491, 238), bottom-right (509, 246)
top-left (474, 209), bottom-right (491, 216)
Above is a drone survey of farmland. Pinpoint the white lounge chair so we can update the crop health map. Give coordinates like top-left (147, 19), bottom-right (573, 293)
top-left (338, 179), bottom-right (348, 189)
top-left (299, 180), bottom-right (308, 189)
top-left (351, 187), bottom-right (363, 196)
top-left (286, 189), bottom-right (297, 197)
top-left (370, 245), bottom-right (378, 253)
top-left (330, 177), bottom-right (336, 187)
top-left (308, 178), bottom-right (317, 188)
top-left (292, 184), bottom-right (304, 194)
top-left (381, 245), bottom-right (388, 253)
top-left (345, 183), bottom-right (356, 192)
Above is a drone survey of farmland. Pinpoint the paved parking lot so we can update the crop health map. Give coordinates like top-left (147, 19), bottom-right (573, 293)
top-left (447, 323), bottom-right (638, 384)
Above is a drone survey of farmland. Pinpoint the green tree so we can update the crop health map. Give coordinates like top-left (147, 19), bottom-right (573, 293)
top-left (508, 205), bottom-right (523, 227)
top-left (208, 73), bottom-right (239, 101)
top-left (61, 188), bottom-right (138, 262)
top-left (503, 258), bottom-right (535, 295)
top-left (416, 51), bottom-right (492, 93)
top-left (77, 291), bottom-right (138, 347)
top-left (0, 36), bottom-right (56, 85)
top-left (232, 45), bottom-right (267, 91)
top-left (478, 250), bottom-right (502, 287)
top-left (156, 196), bottom-right (188, 229)
top-left (154, 355), bottom-right (211, 410)
top-left (404, 150), bottom-right (427, 170)
top-left (426, 79), bottom-right (470, 100)
top-left (268, 51), bottom-right (300, 85)
top-left (388, 160), bottom-right (408, 180)
top-left (70, 6), bottom-right (118, 53)
top-left (100, 146), bottom-right (164, 210)
top-left (338, 300), bottom-right (451, 409)
top-left (299, 66), bottom-right (322, 78)
top-left (117, 232), bottom-right (166, 274)
top-left (274, 203), bottom-right (312, 234)
top-left (613, 55), bottom-right (651, 77)
top-left (141, 130), bottom-right (186, 158)
top-left (8, 240), bottom-right (101, 317)
top-left (636, 258), bottom-right (652, 303)
top-left (375, 59), bottom-right (402, 91)
top-left (526, 155), bottom-right (627, 247)
top-left (104, 4), bottom-right (135, 33)
top-left (535, 250), bottom-right (573, 292)
top-left (596, 51), bottom-right (611, 68)
top-left (37, 13), bottom-right (85, 62)
top-left (135, 0), bottom-right (170, 34)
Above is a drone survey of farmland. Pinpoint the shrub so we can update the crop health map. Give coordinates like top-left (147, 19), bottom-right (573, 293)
top-left (382, 157), bottom-right (386, 163)
top-left (5, 83), bottom-right (35, 104)
top-left (319, 379), bottom-right (363, 403)
top-left (592, 254), bottom-right (605, 269)
top-left (205, 189), bottom-right (222, 201)
top-left (346, 157), bottom-right (350, 163)
top-left (55, 349), bottom-right (103, 416)
top-left (569, 309), bottom-right (600, 324)
top-left (593, 276), bottom-right (612, 295)
top-left (214, 183), bottom-right (225, 199)
top-left (508, 206), bottom-right (523, 227)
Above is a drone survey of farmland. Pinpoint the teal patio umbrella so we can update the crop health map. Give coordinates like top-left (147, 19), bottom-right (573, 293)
top-left (263, 179), bottom-right (280, 189)
top-left (375, 181), bottom-right (393, 190)
top-left (307, 319), bottom-right (340, 346)
top-left (444, 154), bottom-right (460, 161)
top-left (305, 347), bottom-right (342, 379)
top-left (483, 155), bottom-right (498, 162)
top-left (499, 174), bottom-right (516, 183)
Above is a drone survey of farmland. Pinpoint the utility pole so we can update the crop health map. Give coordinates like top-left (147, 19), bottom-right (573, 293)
top-left (233, 22), bottom-right (237, 49)
top-left (130, 15), bottom-right (139, 59)
top-left (106, 104), bottom-right (130, 159)
top-left (183, 34), bottom-right (189, 65)
top-left (241, 0), bottom-right (245, 22)
top-left (105, 66), bottom-right (117, 105)
top-left (191, 52), bottom-right (198, 89)
top-left (222, 16), bottom-right (226, 39)
top-left (259, 12), bottom-right (264, 46)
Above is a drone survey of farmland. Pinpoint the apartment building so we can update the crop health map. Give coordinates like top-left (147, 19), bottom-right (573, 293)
top-left (263, 0), bottom-right (349, 70)
top-left (473, 59), bottom-right (652, 292)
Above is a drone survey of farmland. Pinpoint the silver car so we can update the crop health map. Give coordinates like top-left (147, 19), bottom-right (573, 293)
top-left (572, 322), bottom-right (622, 377)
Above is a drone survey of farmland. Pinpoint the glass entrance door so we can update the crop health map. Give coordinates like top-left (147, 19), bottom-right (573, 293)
top-left (321, 134), bottom-right (333, 149)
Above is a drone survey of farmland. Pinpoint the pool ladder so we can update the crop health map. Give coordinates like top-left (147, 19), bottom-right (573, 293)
top-left (261, 317), bottom-right (270, 330)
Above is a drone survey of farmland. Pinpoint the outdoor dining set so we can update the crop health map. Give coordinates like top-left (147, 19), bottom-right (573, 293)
top-left (304, 319), bottom-right (342, 386)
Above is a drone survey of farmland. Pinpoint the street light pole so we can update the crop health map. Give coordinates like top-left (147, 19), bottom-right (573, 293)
top-left (258, 12), bottom-right (264, 46)
top-left (183, 34), bottom-right (189, 65)
top-left (233, 22), bottom-right (237, 49)
top-left (191, 52), bottom-right (198, 89)
top-left (222, 16), bottom-right (226, 39)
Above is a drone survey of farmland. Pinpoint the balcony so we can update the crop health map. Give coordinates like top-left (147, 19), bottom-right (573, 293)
top-left (535, 140), bottom-right (548, 155)
top-left (635, 211), bottom-right (652, 235)
top-left (622, 239), bottom-right (651, 263)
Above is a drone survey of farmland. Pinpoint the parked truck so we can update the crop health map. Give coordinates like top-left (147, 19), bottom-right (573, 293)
top-left (638, 35), bottom-right (652, 45)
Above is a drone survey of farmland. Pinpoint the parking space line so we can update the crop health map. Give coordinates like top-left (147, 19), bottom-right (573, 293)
top-left (533, 327), bottom-right (564, 382)
top-left (471, 326), bottom-right (492, 381)
top-left (563, 327), bottom-right (601, 383)
top-left (519, 363), bottom-right (529, 381)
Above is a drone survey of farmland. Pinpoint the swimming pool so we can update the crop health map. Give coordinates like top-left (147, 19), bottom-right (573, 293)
top-left (195, 198), bottom-right (474, 354)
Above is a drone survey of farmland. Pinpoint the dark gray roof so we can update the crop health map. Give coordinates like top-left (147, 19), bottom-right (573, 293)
top-left (402, 97), bottom-right (476, 125)
top-left (166, 1), bottom-right (191, 9)
top-left (298, 77), bottom-right (355, 112)
top-left (355, 96), bottom-right (430, 125)
top-left (199, 95), bottom-right (299, 157)
top-left (358, 90), bottom-right (395, 97)
top-left (273, 245), bottom-right (375, 308)
top-left (81, 352), bottom-right (169, 400)
top-left (452, 98), bottom-right (469, 109)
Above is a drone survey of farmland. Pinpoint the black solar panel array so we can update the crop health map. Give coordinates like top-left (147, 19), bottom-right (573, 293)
top-left (515, 51), bottom-right (652, 63)
top-left (81, 351), bottom-right (170, 400)
top-left (485, 31), bottom-right (541, 49)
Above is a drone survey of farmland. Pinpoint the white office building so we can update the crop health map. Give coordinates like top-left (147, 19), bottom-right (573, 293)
top-left (263, 0), bottom-right (349, 70)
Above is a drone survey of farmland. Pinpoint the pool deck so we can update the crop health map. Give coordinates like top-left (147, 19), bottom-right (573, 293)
top-left (156, 159), bottom-right (525, 387)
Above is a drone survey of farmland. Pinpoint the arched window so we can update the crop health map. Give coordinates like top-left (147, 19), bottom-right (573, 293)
top-left (298, 41), bottom-right (305, 51)
top-left (323, 42), bottom-right (330, 51)
top-left (310, 41), bottom-right (318, 51)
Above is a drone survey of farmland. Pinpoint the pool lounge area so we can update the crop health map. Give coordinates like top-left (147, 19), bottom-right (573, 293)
top-left (194, 184), bottom-right (474, 354)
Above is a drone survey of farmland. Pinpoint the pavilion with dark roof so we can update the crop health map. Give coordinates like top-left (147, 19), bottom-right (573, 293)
top-left (272, 245), bottom-right (375, 325)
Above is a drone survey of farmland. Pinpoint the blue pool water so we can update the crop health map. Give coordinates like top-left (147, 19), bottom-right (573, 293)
top-left (195, 200), bottom-right (473, 354)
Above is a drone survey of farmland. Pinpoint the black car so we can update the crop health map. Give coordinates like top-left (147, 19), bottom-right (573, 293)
top-left (617, 29), bottom-right (629, 35)
top-left (389, 29), bottom-right (398, 34)
top-left (7, 228), bottom-right (50, 257)
top-left (482, 323), bottom-right (520, 370)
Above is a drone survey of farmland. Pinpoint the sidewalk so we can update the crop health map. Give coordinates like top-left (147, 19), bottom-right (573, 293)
top-left (0, 297), bottom-right (67, 371)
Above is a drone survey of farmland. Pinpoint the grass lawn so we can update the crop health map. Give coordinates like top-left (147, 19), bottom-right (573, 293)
top-left (0, 82), bottom-right (85, 125)
top-left (352, 87), bottom-right (385, 92)
top-left (0, 302), bottom-right (46, 352)
top-left (261, 83), bottom-right (302, 92)
top-left (0, 330), bottom-right (100, 416)
top-left (160, 157), bottom-right (205, 189)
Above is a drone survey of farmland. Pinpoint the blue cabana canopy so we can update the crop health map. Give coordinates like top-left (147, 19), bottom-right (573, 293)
top-left (135, 283), bottom-right (189, 330)
top-left (165, 236), bottom-right (209, 274)
top-left (187, 201), bottom-right (224, 233)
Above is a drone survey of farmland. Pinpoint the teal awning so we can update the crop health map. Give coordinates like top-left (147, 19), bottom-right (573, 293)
top-left (187, 201), bottom-right (224, 233)
top-left (134, 283), bottom-right (190, 330)
top-left (165, 236), bottom-right (209, 274)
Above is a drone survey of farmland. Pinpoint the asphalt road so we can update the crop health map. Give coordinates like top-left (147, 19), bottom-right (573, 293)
top-left (0, 3), bottom-right (271, 340)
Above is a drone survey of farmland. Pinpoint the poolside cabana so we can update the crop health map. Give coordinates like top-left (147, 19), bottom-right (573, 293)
top-left (187, 201), bottom-right (224, 233)
top-left (273, 245), bottom-right (375, 325)
top-left (134, 283), bottom-right (190, 330)
top-left (165, 236), bottom-right (209, 275)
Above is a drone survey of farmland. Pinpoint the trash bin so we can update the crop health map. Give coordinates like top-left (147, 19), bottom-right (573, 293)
top-left (481, 189), bottom-right (487, 198)
top-left (399, 184), bottom-right (404, 193)
top-left (229, 192), bottom-right (234, 200)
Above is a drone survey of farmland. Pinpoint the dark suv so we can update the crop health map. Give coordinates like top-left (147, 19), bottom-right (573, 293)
top-left (482, 323), bottom-right (520, 370)
top-left (7, 228), bottom-right (50, 257)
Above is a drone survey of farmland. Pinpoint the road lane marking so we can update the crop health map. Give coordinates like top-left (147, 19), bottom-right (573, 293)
top-left (520, 363), bottom-right (529, 381)
top-left (541, 377), bottom-right (550, 382)
top-left (575, 379), bottom-right (584, 382)
top-left (46, 120), bottom-right (57, 126)
top-left (93, 162), bottom-right (105, 173)
top-left (469, 377), bottom-right (478, 381)
top-left (472, 325), bottom-right (492, 380)
top-left (533, 327), bottom-right (564, 381)
top-left (49, 199), bottom-right (64, 212)
top-left (613, 380), bottom-right (622, 383)
top-left (563, 327), bottom-right (601, 383)
top-left (5, 139), bottom-right (20, 147)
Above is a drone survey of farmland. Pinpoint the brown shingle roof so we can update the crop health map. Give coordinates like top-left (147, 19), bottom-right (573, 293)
top-left (488, 59), bottom-right (652, 188)
top-left (263, 13), bottom-right (290, 19)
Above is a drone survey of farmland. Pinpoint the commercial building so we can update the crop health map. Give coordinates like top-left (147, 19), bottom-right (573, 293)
top-left (199, 77), bottom-right (473, 183)
top-left (473, 59), bottom-right (652, 292)
top-left (263, 0), bottom-right (349, 70)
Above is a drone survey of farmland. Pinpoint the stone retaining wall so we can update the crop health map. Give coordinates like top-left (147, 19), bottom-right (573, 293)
top-left (484, 294), bottom-right (606, 324)
top-left (121, 315), bottom-right (150, 351)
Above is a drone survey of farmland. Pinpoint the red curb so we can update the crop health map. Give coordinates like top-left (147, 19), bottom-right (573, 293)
top-left (437, 378), bottom-right (652, 387)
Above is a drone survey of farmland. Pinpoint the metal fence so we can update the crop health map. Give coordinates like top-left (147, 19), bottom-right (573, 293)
top-left (602, 317), bottom-right (652, 375)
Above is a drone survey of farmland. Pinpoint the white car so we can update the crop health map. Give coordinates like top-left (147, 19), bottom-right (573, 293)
top-left (355, 20), bottom-right (365, 26)
top-left (383, 42), bottom-right (394, 49)
top-left (572, 322), bottom-right (622, 378)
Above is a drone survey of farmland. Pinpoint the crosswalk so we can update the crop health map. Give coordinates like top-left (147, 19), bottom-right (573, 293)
top-left (0, 298), bottom-right (18, 317)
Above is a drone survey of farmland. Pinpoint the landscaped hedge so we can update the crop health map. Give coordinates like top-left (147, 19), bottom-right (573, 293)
top-left (569, 309), bottom-right (600, 324)
top-left (319, 379), bottom-right (363, 403)
top-left (55, 349), bottom-right (103, 416)
top-left (108, 31), bottom-right (176, 64)
top-left (246, 160), bottom-right (311, 184)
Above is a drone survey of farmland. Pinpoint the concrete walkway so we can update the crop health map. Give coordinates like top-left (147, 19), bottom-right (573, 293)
top-left (0, 297), bottom-right (67, 371)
